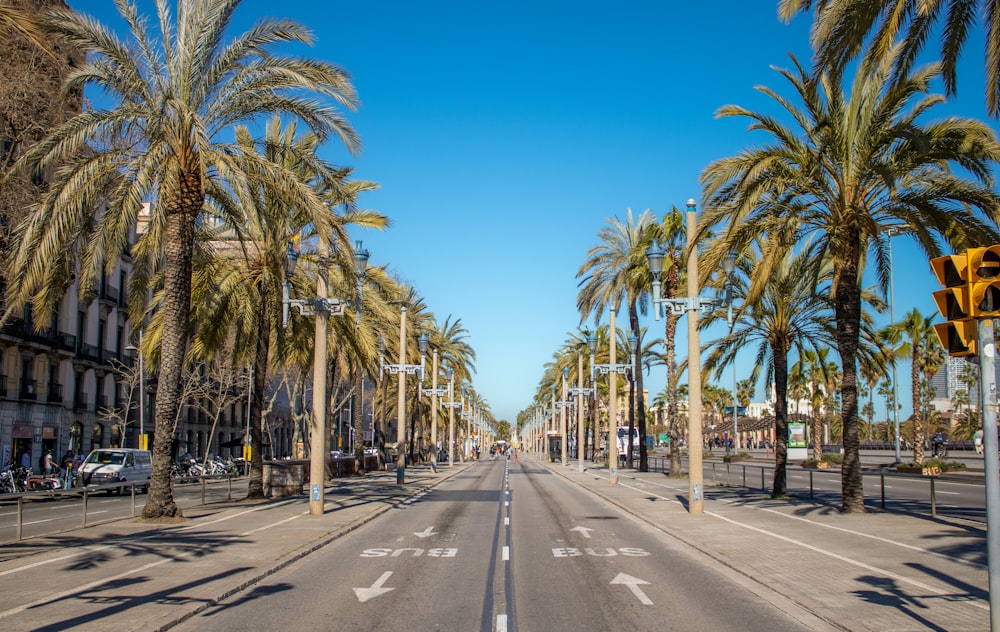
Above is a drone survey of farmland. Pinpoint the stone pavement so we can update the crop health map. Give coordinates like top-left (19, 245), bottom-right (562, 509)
top-left (0, 456), bottom-right (990, 631)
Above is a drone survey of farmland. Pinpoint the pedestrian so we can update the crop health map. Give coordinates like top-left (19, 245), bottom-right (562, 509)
top-left (20, 449), bottom-right (31, 472)
top-left (974, 429), bottom-right (984, 455)
top-left (40, 449), bottom-right (54, 475)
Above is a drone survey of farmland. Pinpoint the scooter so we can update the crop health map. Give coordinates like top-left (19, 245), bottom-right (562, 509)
top-left (25, 469), bottom-right (63, 492)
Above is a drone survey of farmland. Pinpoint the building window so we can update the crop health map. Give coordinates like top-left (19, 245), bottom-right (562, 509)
top-left (91, 423), bottom-right (104, 452)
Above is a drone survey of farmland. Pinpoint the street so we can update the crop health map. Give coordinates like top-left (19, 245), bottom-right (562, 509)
top-left (174, 457), bottom-right (811, 631)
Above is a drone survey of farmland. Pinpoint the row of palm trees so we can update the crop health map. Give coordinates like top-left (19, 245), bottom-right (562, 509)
top-left (0, 1), bottom-right (488, 519)
top-left (522, 1), bottom-right (1000, 513)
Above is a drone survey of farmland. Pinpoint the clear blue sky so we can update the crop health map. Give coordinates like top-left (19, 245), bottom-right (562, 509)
top-left (72, 1), bottom-right (992, 425)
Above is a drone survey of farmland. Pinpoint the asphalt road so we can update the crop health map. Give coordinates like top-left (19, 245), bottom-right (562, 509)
top-left (173, 458), bottom-right (813, 632)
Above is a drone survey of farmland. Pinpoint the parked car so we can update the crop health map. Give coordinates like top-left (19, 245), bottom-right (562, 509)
top-left (78, 448), bottom-right (153, 494)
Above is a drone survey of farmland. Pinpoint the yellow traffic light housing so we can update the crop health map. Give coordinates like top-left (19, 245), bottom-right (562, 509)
top-left (933, 321), bottom-right (977, 357)
top-left (967, 245), bottom-right (1000, 317)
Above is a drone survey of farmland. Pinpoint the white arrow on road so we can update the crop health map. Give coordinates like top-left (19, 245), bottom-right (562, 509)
top-left (610, 573), bottom-right (653, 605)
top-left (354, 571), bottom-right (395, 603)
top-left (414, 526), bottom-right (437, 539)
top-left (569, 526), bottom-right (594, 539)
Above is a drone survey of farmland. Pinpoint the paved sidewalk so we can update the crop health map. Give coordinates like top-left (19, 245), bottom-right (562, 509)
top-left (544, 459), bottom-right (989, 632)
top-left (0, 464), bottom-right (466, 632)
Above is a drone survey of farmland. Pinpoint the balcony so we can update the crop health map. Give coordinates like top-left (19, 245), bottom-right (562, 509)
top-left (79, 343), bottom-right (100, 363)
top-left (98, 284), bottom-right (119, 307)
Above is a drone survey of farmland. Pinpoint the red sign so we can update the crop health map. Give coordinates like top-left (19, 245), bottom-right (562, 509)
top-left (12, 424), bottom-right (32, 439)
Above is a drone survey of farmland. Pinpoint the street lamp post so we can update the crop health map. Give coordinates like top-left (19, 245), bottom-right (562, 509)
top-left (646, 199), bottom-right (724, 515)
top-left (420, 349), bottom-right (448, 472)
top-left (588, 313), bottom-right (634, 485)
top-left (884, 224), bottom-right (904, 463)
top-left (442, 367), bottom-right (463, 467)
top-left (125, 329), bottom-right (145, 450)
top-left (568, 352), bottom-right (597, 471)
top-left (379, 322), bottom-right (427, 484)
top-left (283, 238), bottom-right (369, 516)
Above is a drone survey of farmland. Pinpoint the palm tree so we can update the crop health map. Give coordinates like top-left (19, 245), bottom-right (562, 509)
top-left (0, 0), bottom-right (53, 54)
top-left (194, 118), bottom-right (384, 496)
top-left (884, 309), bottom-right (940, 464)
top-left (577, 209), bottom-right (657, 471)
top-left (701, 242), bottom-right (837, 497)
top-left (793, 347), bottom-right (832, 462)
top-left (699, 48), bottom-right (1000, 512)
top-left (781, 0), bottom-right (1000, 117)
top-left (5, 1), bottom-right (360, 518)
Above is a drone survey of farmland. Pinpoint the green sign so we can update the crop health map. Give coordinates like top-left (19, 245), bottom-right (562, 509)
top-left (788, 422), bottom-right (807, 448)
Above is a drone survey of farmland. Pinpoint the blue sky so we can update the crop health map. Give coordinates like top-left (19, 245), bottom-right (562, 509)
top-left (71, 1), bottom-right (993, 425)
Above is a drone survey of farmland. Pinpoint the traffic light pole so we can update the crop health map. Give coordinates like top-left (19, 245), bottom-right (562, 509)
top-left (977, 319), bottom-right (1000, 631)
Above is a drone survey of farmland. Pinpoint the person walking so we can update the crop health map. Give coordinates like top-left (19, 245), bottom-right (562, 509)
top-left (974, 429), bottom-right (984, 455)
top-left (40, 449), bottom-right (53, 475)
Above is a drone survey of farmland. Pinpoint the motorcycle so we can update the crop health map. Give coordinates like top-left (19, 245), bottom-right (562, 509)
top-left (25, 468), bottom-right (63, 492)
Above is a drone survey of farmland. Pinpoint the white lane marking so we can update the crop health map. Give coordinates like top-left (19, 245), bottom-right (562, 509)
top-left (502, 546), bottom-right (509, 561)
top-left (354, 571), bottom-right (395, 603)
top-left (497, 614), bottom-right (508, 631)
top-left (505, 517), bottom-right (509, 526)
top-left (611, 573), bottom-right (653, 605)
top-left (570, 525), bottom-right (594, 538)
top-left (414, 526), bottom-right (437, 538)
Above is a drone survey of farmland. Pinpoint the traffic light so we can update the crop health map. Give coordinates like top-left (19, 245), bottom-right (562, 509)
top-left (930, 253), bottom-right (976, 356)
top-left (967, 245), bottom-right (1000, 317)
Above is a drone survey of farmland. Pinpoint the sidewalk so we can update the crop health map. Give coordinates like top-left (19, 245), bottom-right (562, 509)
top-left (0, 464), bottom-right (466, 632)
top-left (544, 458), bottom-right (989, 632)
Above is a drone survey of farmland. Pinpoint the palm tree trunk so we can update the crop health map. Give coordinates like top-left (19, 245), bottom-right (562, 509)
top-left (247, 293), bottom-right (269, 498)
top-left (629, 302), bottom-right (648, 471)
top-left (772, 339), bottom-right (789, 497)
top-left (353, 372), bottom-right (365, 474)
top-left (911, 351), bottom-right (925, 464)
top-left (835, 249), bottom-right (865, 513)
top-left (665, 311), bottom-right (682, 476)
top-left (143, 179), bottom-right (198, 519)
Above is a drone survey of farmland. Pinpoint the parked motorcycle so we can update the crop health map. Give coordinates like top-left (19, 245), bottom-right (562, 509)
top-left (25, 469), bottom-right (63, 492)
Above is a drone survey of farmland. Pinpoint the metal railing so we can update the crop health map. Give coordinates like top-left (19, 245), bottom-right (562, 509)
top-left (641, 455), bottom-right (978, 519)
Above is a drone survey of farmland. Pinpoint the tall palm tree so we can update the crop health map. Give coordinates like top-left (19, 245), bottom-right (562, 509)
top-left (577, 209), bottom-right (657, 471)
top-left (781, 0), bottom-right (1000, 117)
top-left (194, 119), bottom-right (383, 496)
top-left (884, 309), bottom-right (939, 464)
top-left (5, 1), bottom-right (360, 518)
top-left (702, 243), bottom-right (837, 497)
top-left (699, 48), bottom-right (1000, 512)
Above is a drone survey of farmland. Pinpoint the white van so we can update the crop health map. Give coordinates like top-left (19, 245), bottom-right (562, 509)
top-left (79, 448), bottom-right (153, 494)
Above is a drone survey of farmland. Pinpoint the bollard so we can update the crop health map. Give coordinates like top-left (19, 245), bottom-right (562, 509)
top-left (711, 462), bottom-right (717, 485)
top-left (202, 476), bottom-right (207, 505)
top-left (761, 466), bottom-right (765, 491)
top-left (881, 471), bottom-right (886, 509)
top-left (726, 462), bottom-right (731, 486)
top-left (16, 496), bottom-right (23, 540)
top-left (82, 489), bottom-right (89, 528)
top-left (809, 470), bottom-right (814, 498)
top-left (742, 465), bottom-right (747, 487)
top-left (930, 476), bottom-right (937, 518)
top-left (131, 483), bottom-right (136, 517)
top-left (228, 475), bottom-right (232, 501)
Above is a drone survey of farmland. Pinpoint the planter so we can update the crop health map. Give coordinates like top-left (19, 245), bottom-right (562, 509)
top-left (896, 465), bottom-right (942, 476)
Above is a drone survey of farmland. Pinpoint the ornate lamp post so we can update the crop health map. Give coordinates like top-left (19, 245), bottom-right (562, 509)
top-left (646, 199), bottom-right (727, 514)
top-left (420, 348), bottom-right (449, 472)
top-left (283, 238), bottom-right (369, 515)
top-left (379, 323), bottom-right (427, 484)
top-left (588, 319), bottom-right (635, 485)
top-left (567, 352), bottom-right (597, 471)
